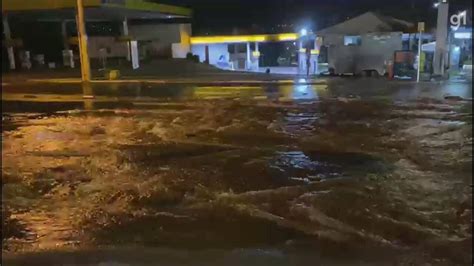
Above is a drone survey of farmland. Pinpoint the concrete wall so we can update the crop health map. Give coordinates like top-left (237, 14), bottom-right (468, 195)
top-left (129, 24), bottom-right (181, 42)
top-left (172, 24), bottom-right (192, 58)
top-left (87, 37), bottom-right (128, 58)
top-left (142, 42), bottom-right (172, 58)
top-left (87, 37), bottom-right (172, 60)
top-left (130, 23), bottom-right (191, 59)
top-left (323, 32), bottom-right (403, 74)
top-left (230, 53), bottom-right (247, 69)
top-left (191, 44), bottom-right (230, 65)
top-left (87, 23), bottom-right (192, 60)
top-left (172, 43), bottom-right (190, 58)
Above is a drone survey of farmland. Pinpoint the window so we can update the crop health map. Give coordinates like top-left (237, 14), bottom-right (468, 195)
top-left (344, 35), bottom-right (361, 46)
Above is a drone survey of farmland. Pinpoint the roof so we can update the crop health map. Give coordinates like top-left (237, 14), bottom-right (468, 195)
top-left (190, 33), bottom-right (299, 44)
top-left (2, 0), bottom-right (192, 21)
top-left (317, 12), bottom-right (415, 35)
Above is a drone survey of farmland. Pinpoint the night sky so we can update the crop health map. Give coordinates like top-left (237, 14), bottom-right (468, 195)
top-left (157, 0), bottom-right (472, 34)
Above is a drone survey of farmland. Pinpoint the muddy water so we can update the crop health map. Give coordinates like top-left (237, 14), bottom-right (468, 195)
top-left (2, 82), bottom-right (472, 265)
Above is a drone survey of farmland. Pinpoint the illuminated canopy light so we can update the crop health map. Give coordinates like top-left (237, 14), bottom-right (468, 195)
top-left (298, 48), bottom-right (320, 55)
top-left (277, 33), bottom-right (301, 41)
top-left (190, 33), bottom-right (299, 44)
top-left (434, 0), bottom-right (448, 7)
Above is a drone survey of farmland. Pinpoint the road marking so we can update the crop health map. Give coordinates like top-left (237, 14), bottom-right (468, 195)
top-left (24, 78), bottom-right (327, 85)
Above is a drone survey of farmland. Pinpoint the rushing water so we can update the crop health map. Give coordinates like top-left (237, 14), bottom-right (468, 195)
top-left (2, 80), bottom-right (472, 265)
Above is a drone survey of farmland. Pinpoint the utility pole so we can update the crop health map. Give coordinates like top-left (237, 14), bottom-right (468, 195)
top-left (417, 22), bottom-right (424, 82)
top-left (76, 0), bottom-right (91, 82)
top-left (3, 15), bottom-right (16, 70)
top-left (434, 0), bottom-right (449, 76)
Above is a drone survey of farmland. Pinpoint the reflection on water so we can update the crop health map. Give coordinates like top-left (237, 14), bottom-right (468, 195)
top-left (2, 82), bottom-right (331, 114)
top-left (280, 84), bottom-right (318, 101)
top-left (2, 84), bottom-right (472, 265)
top-left (3, 78), bottom-right (472, 112)
top-left (192, 83), bottom-right (325, 101)
top-left (274, 111), bottom-right (320, 137)
top-left (194, 86), bottom-right (265, 99)
top-left (82, 82), bottom-right (95, 110)
top-left (270, 151), bottom-right (339, 183)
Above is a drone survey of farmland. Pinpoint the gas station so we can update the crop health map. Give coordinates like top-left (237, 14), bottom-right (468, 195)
top-left (189, 30), bottom-right (323, 75)
top-left (2, 0), bottom-right (325, 81)
top-left (2, 0), bottom-right (192, 80)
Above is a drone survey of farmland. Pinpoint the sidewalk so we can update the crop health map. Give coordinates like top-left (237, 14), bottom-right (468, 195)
top-left (14, 77), bottom-right (326, 86)
top-left (2, 72), bottom-right (327, 87)
top-left (2, 60), bottom-right (327, 86)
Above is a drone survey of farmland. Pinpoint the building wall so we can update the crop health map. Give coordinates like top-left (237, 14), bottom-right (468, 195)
top-left (172, 43), bottom-right (190, 58)
top-left (86, 23), bottom-right (192, 60)
top-left (129, 24), bottom-right (182, 42)
top-left (323, 32), bottom-right (403, 74)
top-left (230, 52), bottom-right (247, 69)
top-left (172, 24), bottom-right (192, 58)
top-left (191, 44), bottom-right (229, 65)
top-left (87, 37), bottom-right (128, 58)
top-left (130, 23), bottom-right (192, 58)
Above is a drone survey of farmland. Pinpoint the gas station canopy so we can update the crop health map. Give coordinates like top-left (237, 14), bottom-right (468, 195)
top-left (190, 33), bottom-right (300, 44)
top-left (2, 0), bottom-right (192, 21)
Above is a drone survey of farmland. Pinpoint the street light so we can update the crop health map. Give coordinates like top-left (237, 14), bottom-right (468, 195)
top-left (300, 28), bottom-right (308, 36)
top-left (433, 0), bottom-right (448, 8)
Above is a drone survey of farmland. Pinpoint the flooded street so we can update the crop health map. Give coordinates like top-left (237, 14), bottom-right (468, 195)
top-left (2, 78), bottom-right (472, 265)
